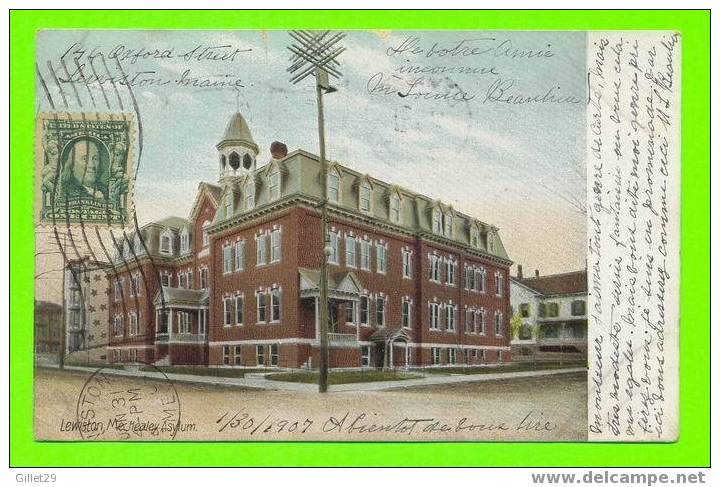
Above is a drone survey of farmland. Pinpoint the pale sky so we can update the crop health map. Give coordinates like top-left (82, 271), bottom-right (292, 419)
top-left (36, 29), bottom-right (587, 288)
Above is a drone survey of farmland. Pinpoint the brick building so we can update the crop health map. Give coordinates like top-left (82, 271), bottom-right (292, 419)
top-left (108, 112), bottom-right (513, 368)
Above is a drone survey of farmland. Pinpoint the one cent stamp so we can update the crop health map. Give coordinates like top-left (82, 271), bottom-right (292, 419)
top-left (75, 365), bottom-right (181, 440)
top-left (36, 112), bottom-right (135, 226)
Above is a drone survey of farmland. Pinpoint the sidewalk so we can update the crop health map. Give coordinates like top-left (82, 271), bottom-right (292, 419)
top-left (49, 364), bottom-right (586, 393)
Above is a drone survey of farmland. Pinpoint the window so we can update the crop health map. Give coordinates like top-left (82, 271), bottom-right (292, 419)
top-left (200, 268), bottom-right (208, 290)
top-left (389, 194), bottom-right (401, 223)
top-left (223, 297), bottom-right (233, 326)
top-left (130, 274), bottom-right (140, 296)
top-left (402, 249), bottom-right (412, 278)
top-left (187, 270), bottom-right (194, 289)
top-left (224, 192), bottom-right (233, 219)
top-left (268, 169), bottom-right (281, 201)
top-left (345, 235), bottom-right (357, 268)
top-left (161, 272), bottom-right (170, 287)
top-left (545, 302), bottom-right (559, 317)
top-left (223, 346), bottom-right (230, 365)
top-left (234, 346), bottom-right (242, 365)
top-left (113, 315), bottom-right (124, 336)
top-left (429, 255), bottom-right (441, 282)
top-left (129, 313), bottom-right (138, 335)
top-left (270, 229), bottom-right (282, 263)
top-left (495, 273), bottom-right (504, 296)
top-left (376, 296), bottom-right (386, 327)
top-left (223, 245), bottom-right (233, 274)
top-left (572, 300), bottom-right (586, 316)
top-left (270, 289), bottom-right (281, 322)
top-left (270, 344), bottom-right (279, 367)
top-left (495, 312), bottom-right (503, 336)
top-left (432, 347), bottom-right (441, 365)
top-left (328, 171), bottom-right (340, 203)
top-left (429, 302), bottom-right (440, 330)
top-left (477, 267), bottom-right (486, 292)
top-left (432, 209), bottom-right (442, 234)
top-left (244, 181), bottom-right (255, 210)
top-left (160, 234), bottom-right (172, 254)
top-left (257, 292), bottom-right (267, 323)
top-left (446, 304), bottom-right (456, 332)
top-left (376, 242), bottom-right (387, 273)
top-left (256, 234), bottom-right (267, 265)
top-left (465, 308), bottom-right (474, 333)
top-left (202, 221), bottom-right (210, 247)
top-left (538, 303), bottom-right (547, 318)
top-left (359, 296), bottom-right (369, 326)
top-left (402, 300), bottom-right (411, 328)
top-left (229, 152), bottom-right (240, 170)
top-left (328, 231), bottom-right (339, 265)
top-left (178, 312), bottom-right (190, 334)
top-left (360, 239), bottom-right (371, 270)
top-left (444, 212), bottom-right (453, 237)
top-left (477, 309), bottom-right (486, 335)
top-left (114, 279), bottom-right (123, 301)
top-left (346, 301), bottom-right (357, 325)
top-left (446, 260), bottom-right (456, 285)
top-left (359, 181), bottom-right (372, 212)
top-left (448, 348), bottom-right (457, 364)
top-left (198, 308), bottom-right (206, 334)
top-left (470, 225), bottom-right (480, 248)
top-left (361, 346), bottom-right (370, 367)
top-left (235, 240), bottom-right (244, 271)
top-left (235, 295), bottom-right (244, 325)
top-left (179, 272), bottom-right (187, 289)
top-left (256, 345), bottom-right (265, 366)
top-left (180, 229), bottom-right (189, 253)
top-left (520, 303), bottom-right (530, 317)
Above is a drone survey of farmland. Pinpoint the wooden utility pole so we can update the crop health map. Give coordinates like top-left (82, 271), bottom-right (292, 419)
top-left (317, 70), bottom-right (330, 393)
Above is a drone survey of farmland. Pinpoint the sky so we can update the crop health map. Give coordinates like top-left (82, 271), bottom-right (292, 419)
top-left (36, 29), bottom-right (587, 290)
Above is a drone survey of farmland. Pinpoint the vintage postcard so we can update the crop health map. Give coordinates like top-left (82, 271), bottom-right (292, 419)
top-left (32, 28), bottom-right (680, 442)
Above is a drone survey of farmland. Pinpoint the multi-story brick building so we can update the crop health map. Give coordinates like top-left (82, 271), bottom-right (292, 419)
top-left (108, 112), bottom-right (513, 368)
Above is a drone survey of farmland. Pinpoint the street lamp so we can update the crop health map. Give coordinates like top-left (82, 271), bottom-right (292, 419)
top-left (287, 30), bottom-right (345, 393)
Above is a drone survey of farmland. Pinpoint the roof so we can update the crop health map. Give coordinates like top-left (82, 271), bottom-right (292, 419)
top-left (154, 287), bottom-right (209, 307)
top-left (155, 216), bottom-right (189, 230)
top-left (369, 327), bottom-right (412, 342)
top-left (299, 268), bottom-right (363, 298)
top-left (218, 112), bottom-right (257, 149)
top-left (514, 270), bottom-right (587, 296)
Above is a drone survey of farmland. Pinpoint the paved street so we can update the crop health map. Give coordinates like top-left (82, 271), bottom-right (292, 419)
top-left (34, 367), bottom-right (587, 442)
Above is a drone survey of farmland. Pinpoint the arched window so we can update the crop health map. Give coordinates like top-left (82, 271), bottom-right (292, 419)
top-left (470, 224), bottom-right (480, 248)
top-left (444, 212), bottom-right (454, 237)
top-left (243, 153), bottom-right (252, 170)
top-left (359, 181), bottom-right (372, 213)
top-left (389, 193), bottom-right (401, 223)
top-left (229, 152), bottom-right (240, 170)
top-left (432, 208), bottom-right (442, 234)
top-left (268, 169), bottom-right (280, 201)
top-left (327, 169), bottom-right (340, 203)
top-left (220, 154), bottom-right (227, 169)
top-left (202, 221), bottom-right (210, 248)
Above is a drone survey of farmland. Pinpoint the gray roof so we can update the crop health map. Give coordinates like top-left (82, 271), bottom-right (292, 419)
top-left (155, 216), bottom-right (189, 230)
top-left (219, 112), bottom-right (256, 147)
top-left (154, 287), bottom-right (209, 307)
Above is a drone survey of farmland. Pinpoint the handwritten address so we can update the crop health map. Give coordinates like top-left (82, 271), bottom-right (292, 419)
top-left (587, 32), bottom-right (680, 441)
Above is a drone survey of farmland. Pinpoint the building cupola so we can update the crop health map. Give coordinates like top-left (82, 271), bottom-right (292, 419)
top-left (216, 112), bottom-right (259, 182)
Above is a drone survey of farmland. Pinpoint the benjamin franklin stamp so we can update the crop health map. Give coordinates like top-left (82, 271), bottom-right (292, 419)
top-left (36, 113), bottom-right (135, 226)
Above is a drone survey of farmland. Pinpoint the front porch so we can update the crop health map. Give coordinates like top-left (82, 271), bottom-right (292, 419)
top-left (153, 287), bottom-right (210, 365)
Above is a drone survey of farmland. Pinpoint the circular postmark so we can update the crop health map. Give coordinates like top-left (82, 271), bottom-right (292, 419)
top-left (76, 363), bottom-right (181, 440)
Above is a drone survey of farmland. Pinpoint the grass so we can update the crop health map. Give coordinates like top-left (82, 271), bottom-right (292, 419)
top-left (139, 366), bottom-right (268, 378)
top-left (266, 370), bottom-right (420, 385)
top-left (422, 361), bottom-right (587, 375)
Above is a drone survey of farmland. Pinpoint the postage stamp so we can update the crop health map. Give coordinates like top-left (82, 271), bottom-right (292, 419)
top-left (35, 112), bottom-right (135, 226)
top-left (31, 29), bottom-right (681, 444)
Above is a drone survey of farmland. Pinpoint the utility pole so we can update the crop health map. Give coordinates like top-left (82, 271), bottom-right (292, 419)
top-left (287, 30), bottom-right (345, 393)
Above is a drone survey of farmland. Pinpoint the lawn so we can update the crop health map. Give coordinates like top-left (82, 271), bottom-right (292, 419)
top-left (421, 362), bottom-right (586, 375)
top-left (266, 370), bottom-right (420, 385)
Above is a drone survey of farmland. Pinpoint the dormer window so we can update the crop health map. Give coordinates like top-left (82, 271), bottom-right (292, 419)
top-left (244, 180), bottom-right (255, 210)
top-left (470, 225), bottom-right (480, 248)
top-left (359, 180), bottom-right (372, 213)
top-left (160, 231), bottom-right (173, 255)
top-left (202, 221), bottom-right (210, 248)
top-left (432, 208), bottom-right (442, 234)
top-left (390, 193), bottom-right (401, 224)
top-left (180, 228), bottom-right (189, 253)
top-left (327, 169), bottom-right (340, 203)
top-left (224, 192), bottom-right (233, 219)
top-left (444, 212), bottom-right (454, 238)
top-left (268, 169), bottom-right (280, 201)
top-left (220, 154), bottom-right (227, 169)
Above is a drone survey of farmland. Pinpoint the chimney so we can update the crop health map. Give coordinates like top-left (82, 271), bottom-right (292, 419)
top-left (270, 141), bottom-right (288, 159)
top-left (535, 269), bottom-right (540, 278)
top-left (517, 264), bottom-right (523, 279)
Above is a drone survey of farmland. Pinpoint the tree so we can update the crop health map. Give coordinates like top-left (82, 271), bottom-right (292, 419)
top-left (510, 313), bottom-right (524, 340)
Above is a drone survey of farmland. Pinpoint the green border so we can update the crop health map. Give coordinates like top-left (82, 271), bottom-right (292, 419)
top-left (10, 10), bottom-right (710, 467)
